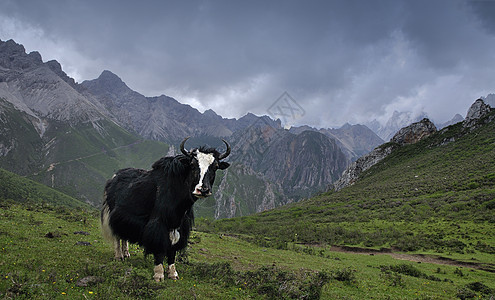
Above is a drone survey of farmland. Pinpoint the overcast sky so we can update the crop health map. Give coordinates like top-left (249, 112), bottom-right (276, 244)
top-left (1, 0), bottom-right (494, 128)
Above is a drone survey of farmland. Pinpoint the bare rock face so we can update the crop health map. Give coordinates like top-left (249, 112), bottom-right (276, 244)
top-left (391, 118), bottom-right (437, 146)
top-left (463, 99), bottom-right (492, 128)
top-left (333, 144), bottom-right (396, 191)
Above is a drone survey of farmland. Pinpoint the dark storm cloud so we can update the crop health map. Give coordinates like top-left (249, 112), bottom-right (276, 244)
top-left (1, 0), bottom-right (494, 127)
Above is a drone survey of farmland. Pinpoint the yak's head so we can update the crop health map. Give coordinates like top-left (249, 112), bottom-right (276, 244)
top-left (180, 137), bottom-right (230, 199)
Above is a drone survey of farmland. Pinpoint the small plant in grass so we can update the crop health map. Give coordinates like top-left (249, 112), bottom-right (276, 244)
top-left (456, 288), bottom-right (477, 300)
top-left (465, 281), bottom-right (494, 296)
top-left (380, 264), bottom-right (442, 282)
top-left (332, 267), bottom-right (356, 284)
top-left (380, 269), bottom-right (405, 287)
top-left (454, 268), bottom-right (465, 277)
top-left (119, 268), bottom-right (157, 298)
top-left (186, 262), bottom-right (330, 299)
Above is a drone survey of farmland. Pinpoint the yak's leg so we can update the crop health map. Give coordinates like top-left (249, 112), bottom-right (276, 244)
top-left (121, 240), bottom-right (130, 258)
top-left (167, 249), bottom-right (179, 280)
top-left (113, 238), bottom-right (124, 260)
top-left (153, 253), bottom-right (166, 282)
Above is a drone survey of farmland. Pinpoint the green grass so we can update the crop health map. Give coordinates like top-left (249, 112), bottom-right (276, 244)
top-left (0, 203), bottom-right (494, 299)
top-left (0, 168), bottom-right (89, 209)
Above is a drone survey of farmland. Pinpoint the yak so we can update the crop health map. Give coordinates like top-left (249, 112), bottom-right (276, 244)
top-left (101, 137), bottom-right (230, 281)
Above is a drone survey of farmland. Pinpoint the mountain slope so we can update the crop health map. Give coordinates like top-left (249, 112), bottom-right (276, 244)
top-left (0, 39), bottom-right (104, 125)
top-left (0, 95), bottom-right (171, 206)
top-left (290, 123), bottom-right (384, 161)
top-left (0, 39), bottom-right (173, 207)
top-left (211, 107), bottom-right (495, 250)
top-left (0, 167), bottom-right (89, 208)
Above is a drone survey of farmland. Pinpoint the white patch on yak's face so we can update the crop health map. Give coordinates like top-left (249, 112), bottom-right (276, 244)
top-left (192, 151), bottom-right (215, 197)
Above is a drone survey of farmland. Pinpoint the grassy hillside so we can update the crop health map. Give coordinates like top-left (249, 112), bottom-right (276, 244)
top-left (30, 138), bottom-right (171, 206)
top-left (0, 167), bottom-right (89, 209)
top-left (1, 202), bottom-right (494, 299)
top-left (204, 114), bottom-right (495, 267)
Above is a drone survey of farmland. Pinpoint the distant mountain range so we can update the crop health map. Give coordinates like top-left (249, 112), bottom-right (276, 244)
top-left (0, 38), bottom-right (476, 219)
top-left (365, 110), bottom-right (467, 142)
top-left (0, 39), bottom-right (374, 218)
top-left (482, 93), bottom-right (495, 108)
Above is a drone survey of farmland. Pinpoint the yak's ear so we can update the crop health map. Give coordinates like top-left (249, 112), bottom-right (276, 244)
top-left (218, 162), bottom-right (230, 170)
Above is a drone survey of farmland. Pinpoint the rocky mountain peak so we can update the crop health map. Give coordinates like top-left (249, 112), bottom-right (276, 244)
top-left (81, 70), bottom-right (130, 96)
top-left (46, 60), bottom-right (77, 88)
top-left (464, 99), bottom-right (491, 127)
top-left (0, 39), bottom-right (43, 70)
top-left (391, 118), bottom-right (437, 146)
top-left (437, 113), bottom-right (464, 129)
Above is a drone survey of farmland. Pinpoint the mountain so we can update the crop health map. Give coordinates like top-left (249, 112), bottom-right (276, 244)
top-left (81, 70), bottom-right (350, 215)
top-left (80, 70), bottom-right (235, 142)
top-left (0, 40), bottom-right (104, 126)
top-left (204, 122), bottom-right (349, 218)
top-left (335, 100), bottom-right (491, 192)
top-left (334, 118), bottom-right (437, 191)
top-left (256, 130), bottom-right (347, 197)
top-left (366, 110), bottom-right (429, 141)
top-left (437, 113), bottom-right (464, 129)
top-left (0, 39), bottom-right (171, 206)
top-left (290, 123), bottom-right (384, 161)
top-left (483, 93), bottom-right (495, 108)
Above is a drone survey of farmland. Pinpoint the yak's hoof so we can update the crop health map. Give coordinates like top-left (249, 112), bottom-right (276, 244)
top-left (153, 264), bottom-right (165, 282)
top-left (167, 264), bottom-right (179, 280)
top-left (153, 274), bottom-right (164, 282)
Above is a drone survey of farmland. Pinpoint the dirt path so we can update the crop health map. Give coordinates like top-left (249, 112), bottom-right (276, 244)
top-left (330, 246), bottom-right (495, 272)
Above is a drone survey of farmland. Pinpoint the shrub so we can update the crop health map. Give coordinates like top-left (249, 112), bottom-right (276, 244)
top-left (187, 262), bottom-right (330, 299)
top-left (465, 281), bottom-right (494, 295)
top-left (381, 264), bottom-right (441, 282)
top-left (332, 267), bottom-right (356, 283)
top-left (456, 288), bottom-right (476, 300)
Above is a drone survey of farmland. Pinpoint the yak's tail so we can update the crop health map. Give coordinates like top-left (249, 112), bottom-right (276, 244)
top-left (101, 192), bottom-right (115, 243)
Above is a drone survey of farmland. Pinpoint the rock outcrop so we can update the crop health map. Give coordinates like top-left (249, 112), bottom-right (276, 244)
top-left (334, 118), bottom-right (437, 191)
top-left (366, 110), bottom-right (429, 141)
top-left (333, 143), bottom-right (396, 191)
top-left (463, 99), bottom-right (492, 128)
top-left (391, 118), bottom-right (437, 146)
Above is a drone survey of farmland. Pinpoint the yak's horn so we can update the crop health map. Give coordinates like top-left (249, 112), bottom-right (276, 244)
top-left (180, 137), bottom-right (191, 156)
top-left (218, 139), bottom-right (231, 160)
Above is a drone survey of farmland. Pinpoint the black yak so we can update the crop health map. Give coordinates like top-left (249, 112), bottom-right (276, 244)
top-left (101, 137), bottom-right (230, 281)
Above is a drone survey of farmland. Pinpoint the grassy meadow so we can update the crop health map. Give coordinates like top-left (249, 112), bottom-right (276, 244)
top-left (0, 201), bottom-right (494, 299)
